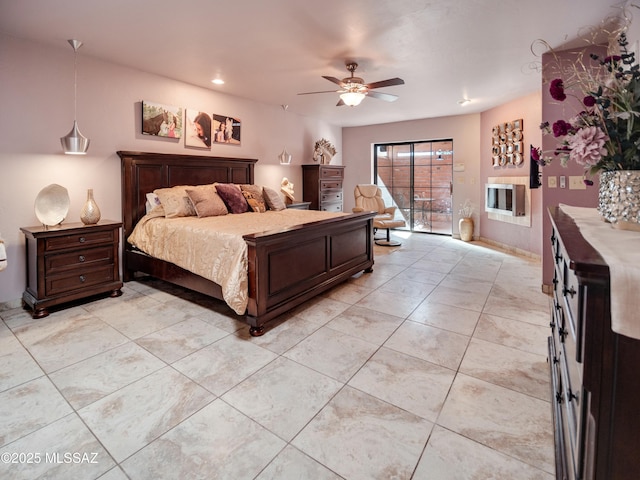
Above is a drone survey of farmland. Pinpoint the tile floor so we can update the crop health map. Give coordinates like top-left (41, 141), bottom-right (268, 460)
top-left (0, 233), bottom-right (555, 479)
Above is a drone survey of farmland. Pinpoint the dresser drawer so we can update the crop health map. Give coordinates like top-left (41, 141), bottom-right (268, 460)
top-left (321, 180), bottom-right (342, 190)
top-left (321, 203), bottom-right (343, 213)
top-left (320, 167), bottom-right (344, 180)
top-left (321, 191), bottom-right (342, 203)
top-left (46, 265), bottom-right (115, 296)
top-left (45, 230), bottom-right (115, 252)
top-left (45, 245), bottom-right (114, 275)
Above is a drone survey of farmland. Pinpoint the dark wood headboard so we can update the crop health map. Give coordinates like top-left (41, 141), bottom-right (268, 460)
top-left (119, 151), bottom-right (257, 243)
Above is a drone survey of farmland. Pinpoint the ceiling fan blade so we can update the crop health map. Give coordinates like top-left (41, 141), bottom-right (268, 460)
top-left (366, 78), bottom-right (405, 89)
top-left (366, 90), bottom-right (399, 102)
top-left (322, 76), bottom-right (346, 87)
top-left (297, 90), bottom-right (341, 95)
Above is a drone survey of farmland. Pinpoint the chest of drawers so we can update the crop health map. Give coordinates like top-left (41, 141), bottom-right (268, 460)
top-left (302, 164), bottom-right (345, 212)
top-left (548, 207), bottom-right (640, 480)
top-left (21, 221), bottom-right (123, 318)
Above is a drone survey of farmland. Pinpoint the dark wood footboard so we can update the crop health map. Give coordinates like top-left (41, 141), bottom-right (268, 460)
top-left (244, 211), bottom-right (375, 335)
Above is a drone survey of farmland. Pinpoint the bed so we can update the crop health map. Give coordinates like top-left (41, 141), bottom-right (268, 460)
top-left (119, 151), bottom-right (375, 336)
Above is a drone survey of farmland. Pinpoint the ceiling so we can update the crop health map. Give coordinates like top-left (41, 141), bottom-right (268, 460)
top-left (0, 0), bottom-right (628, 127)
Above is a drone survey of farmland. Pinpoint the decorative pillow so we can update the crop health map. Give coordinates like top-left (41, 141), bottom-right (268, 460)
top-left (240, 185), bottom-right (266, 213)
top-left (262, 186), bottom-right (286, 211)
top-left (215, 183), bottom-right (249, 214)
top-left (185, 184), bottom-right (228, 217)
top-left (153, 185), bottom-right (197, 218)
top-left (145, 192), bottom-right (162, 213)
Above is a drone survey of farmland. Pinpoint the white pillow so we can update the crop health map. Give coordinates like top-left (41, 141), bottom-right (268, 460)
top-left (145, 192), bottom-right (162, 213)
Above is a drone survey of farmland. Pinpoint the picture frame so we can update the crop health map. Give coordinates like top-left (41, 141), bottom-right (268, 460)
top-left (212, 114), bottom-right (241, 144)
top-left (142, 101), bottom-right (183, 138)
top-left (185, 110), bottom-right (211, 149)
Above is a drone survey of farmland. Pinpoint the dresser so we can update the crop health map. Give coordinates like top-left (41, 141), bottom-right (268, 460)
top-left (548, 206), bottom-right (640, 480)
top-left (302, 164), bottom-right (344, 212)
top-left (21, 221), bottom-right (123, 318)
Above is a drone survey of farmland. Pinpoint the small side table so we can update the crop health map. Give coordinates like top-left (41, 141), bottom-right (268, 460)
top-left (20, 220), bottom-right (123, 318)
top-left (286, 202), bottom-right (311, 210)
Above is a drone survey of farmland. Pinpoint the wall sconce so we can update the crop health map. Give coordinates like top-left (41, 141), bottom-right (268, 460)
top-left (340, 91), bottom-right (365, 107)
top-left (278, 105), bottom-right (292, 165)
top-left (60, 39), bottom-right (90, 155)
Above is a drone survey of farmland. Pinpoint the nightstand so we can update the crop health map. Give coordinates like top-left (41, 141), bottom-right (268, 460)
top-left (20, 220), bottom-right (123, 318)
top-left (286, 201), bottom-right (311, 210)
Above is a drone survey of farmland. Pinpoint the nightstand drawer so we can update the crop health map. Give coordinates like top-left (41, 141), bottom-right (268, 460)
top-left (46, 245), bottom-right (114, 274)
top-left (46, 265), bottom-right (115, 296)
top-left (45, 230), bottom-right (115, 252)
top-left (21, 220), bottom-right (123, 318)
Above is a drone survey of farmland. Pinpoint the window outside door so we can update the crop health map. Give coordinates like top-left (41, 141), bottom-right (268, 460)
top-left (374, 140), bottom-right (453, 235)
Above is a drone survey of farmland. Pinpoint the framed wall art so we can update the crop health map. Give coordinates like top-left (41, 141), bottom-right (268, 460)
top-left (491, 118), bottom-right (523, 167)
top-left (212, 114), bottom-right (241, 145)
top-left (185, 110), bottom-right (211, 148)
top-left (142, 101), bottom-right (183, 138)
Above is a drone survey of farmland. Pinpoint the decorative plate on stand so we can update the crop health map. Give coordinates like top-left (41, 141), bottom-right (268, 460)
top-left (34, 184), bottom-right (70, 226)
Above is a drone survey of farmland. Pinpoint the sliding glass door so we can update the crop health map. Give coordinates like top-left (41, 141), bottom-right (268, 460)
top-left (374, 140), bottom-right (453, 235)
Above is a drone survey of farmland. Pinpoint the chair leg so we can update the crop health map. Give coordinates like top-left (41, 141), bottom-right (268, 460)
top-left (375, 228), bottom-right (402, 247)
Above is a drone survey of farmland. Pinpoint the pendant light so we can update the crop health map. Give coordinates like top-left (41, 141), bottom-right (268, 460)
top-left (278, 105), bottom-right (292, 165)
top-left (60, 39), bottom-right (90, 155)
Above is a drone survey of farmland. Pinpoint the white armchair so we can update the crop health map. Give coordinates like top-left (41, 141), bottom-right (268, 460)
top-left (353, 184), bottom-right (406, 246)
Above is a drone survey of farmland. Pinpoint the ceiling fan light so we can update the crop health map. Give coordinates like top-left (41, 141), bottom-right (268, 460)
top-left (340, 91), bottom-right (365, 107)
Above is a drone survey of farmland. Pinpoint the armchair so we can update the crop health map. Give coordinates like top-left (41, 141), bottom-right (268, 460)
top-left (353, 184), bottom-right (406, 246)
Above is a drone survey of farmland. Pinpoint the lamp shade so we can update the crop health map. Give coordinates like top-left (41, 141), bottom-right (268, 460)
top-left (279, 147), bottom-right (292, 165)
top-left (61, 39), bottom-right (89, 155)
top-left (340, 91), bottom-right (365, 107)
top-left (61, 121), bottom-right (90, 155)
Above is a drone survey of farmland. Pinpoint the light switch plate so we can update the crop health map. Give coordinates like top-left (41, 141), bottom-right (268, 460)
top-left (548, 176), bottom-right (557, 188)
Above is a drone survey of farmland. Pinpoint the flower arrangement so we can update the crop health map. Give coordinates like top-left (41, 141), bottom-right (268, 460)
top-left (531, 31), bottom-right (640, 185)
top-left (459, 199), bottom-right (474, 218)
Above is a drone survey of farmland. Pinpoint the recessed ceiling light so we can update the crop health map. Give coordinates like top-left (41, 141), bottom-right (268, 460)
top-left (211, 78), bottom-right (225, 85)
top-left (458, 98), bottom-right (470, 106)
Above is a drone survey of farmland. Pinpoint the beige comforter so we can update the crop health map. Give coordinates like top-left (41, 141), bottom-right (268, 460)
top-left (128, 208), bottom-right (345, 314)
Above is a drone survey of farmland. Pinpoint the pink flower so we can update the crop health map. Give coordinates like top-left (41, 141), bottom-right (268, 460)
top-left (549, 79), bottom-right (566, 101)
top-left (567, 126), bottom-right (608, 166)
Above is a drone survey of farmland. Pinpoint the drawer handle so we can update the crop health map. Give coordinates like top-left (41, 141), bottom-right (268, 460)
top-left (79, 237), bottom-right (86, 243)
top-left (558, 327), bottom-right (567, 340)
top-left (563, 286), bottom-right (576, 298)
top-left (79, 275), bottom-right (86, 283)
top-left (555, 252), bottom-right (562, 263)
top-left (79, 255), bottom-right (86, 262)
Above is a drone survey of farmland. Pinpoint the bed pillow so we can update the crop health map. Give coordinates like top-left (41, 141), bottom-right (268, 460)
top-left (262, 186), bottom-right (286, 211)
top-left (240, 185), bottom-right (267, 213)
top-left (145, 192), bottom-right (162, 213)
top-left (185, 184), bottom-right (228, 217)
top-left (153, 185), bottom-right (197, 218)
top-left (215, 183), bottom-right (249, 214)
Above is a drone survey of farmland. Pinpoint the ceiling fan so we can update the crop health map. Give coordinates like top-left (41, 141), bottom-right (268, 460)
top-left (298, 62), bottom-right (405, 107)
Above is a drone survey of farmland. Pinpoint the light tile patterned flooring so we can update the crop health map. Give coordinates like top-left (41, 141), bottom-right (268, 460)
top-left (0, 234), bottom-right (554, 479)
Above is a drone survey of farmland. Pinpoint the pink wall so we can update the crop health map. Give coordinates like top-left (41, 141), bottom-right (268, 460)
top-left (0, 34), bottom-right (341, 304)
top-left (480, 92), bottom-right (543, 256)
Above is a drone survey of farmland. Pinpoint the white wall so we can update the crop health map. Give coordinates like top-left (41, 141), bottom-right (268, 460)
top-left (0, 34), bottom-right (341, 304)
top-left (342, 113), bottom-right (482, 236)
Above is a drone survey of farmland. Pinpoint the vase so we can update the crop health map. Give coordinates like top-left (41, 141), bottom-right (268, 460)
top-left (80, 188), bottom-right (101, 225)
top-left (598, 170), bottom-right (640, 231)
top-left (459, 217), bottom-right (474, 241)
